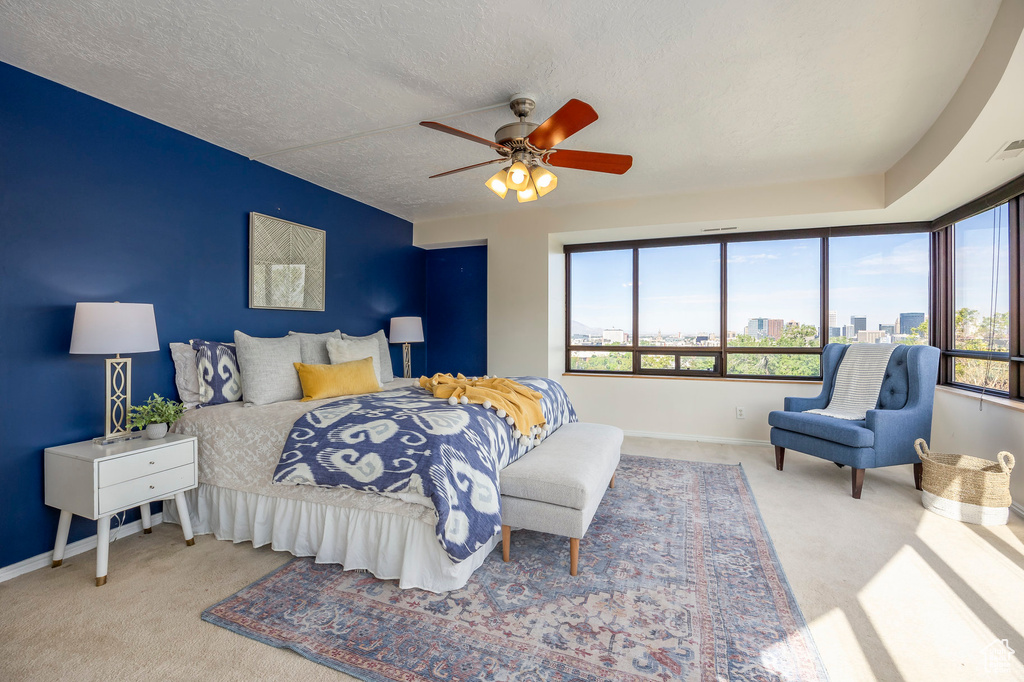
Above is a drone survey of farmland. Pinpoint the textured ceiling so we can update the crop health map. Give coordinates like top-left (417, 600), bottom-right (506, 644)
top-left (0, 0), bottom-right (1001, 222)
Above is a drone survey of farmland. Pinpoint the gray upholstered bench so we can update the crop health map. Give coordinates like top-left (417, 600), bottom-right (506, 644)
top-left (499, 422), bottom-right (623, 576)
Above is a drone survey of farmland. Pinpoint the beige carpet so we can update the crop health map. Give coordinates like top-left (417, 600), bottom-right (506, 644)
top-left (2, 437), bottom-right (1023, 681)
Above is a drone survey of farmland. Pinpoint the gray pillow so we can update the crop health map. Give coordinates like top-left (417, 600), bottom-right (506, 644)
top-left (327, 337), bottom-right (382, 385)
top-left (287, 330), bottom-right (342, 365)
top-left (342, 329), bottom-right (393, 382)
top-left (169, 342), bottom-right (201, 409)
top-left (233, 331), bottom-right (303, 406)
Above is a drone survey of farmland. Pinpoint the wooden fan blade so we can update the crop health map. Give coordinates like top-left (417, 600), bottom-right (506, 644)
top-left (526, 99), bottom-right (598, 149)
top-left (420, 121), bottom-right (508, 151)
top-left (545, 149), bottom-right (633, 174)
top-left (428, 158), bottom-right (506, 179)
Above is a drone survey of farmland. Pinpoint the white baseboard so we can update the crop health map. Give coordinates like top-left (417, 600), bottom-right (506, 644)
top-left (0, 513), bottom-right (163, 584)
top-left (1011, 502), bottom-right (1024, 520)
top-left (623, 430), bottom-right (771, 448)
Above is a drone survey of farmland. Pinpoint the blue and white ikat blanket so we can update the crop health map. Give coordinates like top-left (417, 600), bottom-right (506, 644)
top-left (272, 377), bottom-right (578, 563)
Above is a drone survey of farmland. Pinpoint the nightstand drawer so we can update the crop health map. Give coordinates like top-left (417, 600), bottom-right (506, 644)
top-left (98, 463), bottom-right (196, 515)
top-left (98, 441), bottom-right (195, 488)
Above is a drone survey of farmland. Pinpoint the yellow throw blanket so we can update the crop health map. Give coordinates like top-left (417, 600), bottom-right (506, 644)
top-left (419, 373), bottom-right (546, 440)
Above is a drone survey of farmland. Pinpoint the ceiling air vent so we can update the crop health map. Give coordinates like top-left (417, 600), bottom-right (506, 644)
top-left (989, 139), bottom-right (1024, 162)
top-left (702, 226), bottom-right (738, 233)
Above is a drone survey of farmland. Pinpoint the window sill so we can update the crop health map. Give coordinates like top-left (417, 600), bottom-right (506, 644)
top-left (561, 372), bottom-right (822, 386)
top-left (935, 385), bottom-right (1024, 413)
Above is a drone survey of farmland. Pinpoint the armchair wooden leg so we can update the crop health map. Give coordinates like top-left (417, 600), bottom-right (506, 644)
top-left (851, 468), bottom-right (865, 499)
top-left (913, 462), bottom-right (923, 491)
top-left (774, 446), bottom-right (785, 471)
top-left (501, 525), bottom-right (510, 562)
top-left (569, 538), bottom-right (579, 576)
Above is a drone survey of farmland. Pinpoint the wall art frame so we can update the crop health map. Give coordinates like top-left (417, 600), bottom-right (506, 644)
top-left (249, 212), bottom-right (326, 311)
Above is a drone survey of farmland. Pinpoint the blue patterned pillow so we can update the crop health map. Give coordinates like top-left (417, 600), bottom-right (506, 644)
top-left (190, 339), bottom-right (243, 406)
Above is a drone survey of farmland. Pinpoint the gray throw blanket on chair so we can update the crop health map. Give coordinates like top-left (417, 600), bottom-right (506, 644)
top-left (805, 344), bottom-right (898, 420)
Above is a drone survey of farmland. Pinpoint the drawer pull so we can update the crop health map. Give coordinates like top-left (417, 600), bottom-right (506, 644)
top-left (149, 485), bottom-right (155, 489)
top-left (149, 461), bottom-right (155, 465)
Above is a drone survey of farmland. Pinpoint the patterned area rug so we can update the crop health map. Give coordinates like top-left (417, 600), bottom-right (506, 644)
top-left (203, 456), bottom-right (828, 681)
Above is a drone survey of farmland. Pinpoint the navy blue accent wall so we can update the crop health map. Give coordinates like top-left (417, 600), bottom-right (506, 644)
top-left (0, 61), bottom-right (425, 569)
top-left (424, 246), bottom-right (487, 377)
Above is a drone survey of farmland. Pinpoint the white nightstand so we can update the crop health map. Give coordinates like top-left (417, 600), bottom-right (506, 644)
top-left (44, 433), bottom-right (198, 586)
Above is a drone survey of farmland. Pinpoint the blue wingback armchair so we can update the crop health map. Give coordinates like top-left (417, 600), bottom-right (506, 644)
top-left (768, 343), bottom-right (940, 498)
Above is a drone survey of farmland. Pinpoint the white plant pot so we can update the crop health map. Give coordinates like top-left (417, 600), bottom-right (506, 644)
top-left (145, 423), bottom-right (168, 440)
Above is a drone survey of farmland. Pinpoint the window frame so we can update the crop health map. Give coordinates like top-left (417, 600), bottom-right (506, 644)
top-left (565, 222), bottom-right (934, 381)
top-left (930, 175), bottom-right (1024, 400)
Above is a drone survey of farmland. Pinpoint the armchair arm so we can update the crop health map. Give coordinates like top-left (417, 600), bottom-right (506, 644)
top-left (865, 404), bottom-right (934, 466)
top-left (781, 344), bottom-right (848, 412)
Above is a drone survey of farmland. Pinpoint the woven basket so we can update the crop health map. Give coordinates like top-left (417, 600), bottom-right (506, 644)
top-left (915, 439), bottom-right (1015, 526)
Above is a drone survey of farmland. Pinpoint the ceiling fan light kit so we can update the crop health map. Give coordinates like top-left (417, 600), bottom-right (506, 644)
top-left (420, 95), bottom-right (632, 203)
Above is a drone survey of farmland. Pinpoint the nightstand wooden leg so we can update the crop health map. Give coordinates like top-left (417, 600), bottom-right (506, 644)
top-left (95, 515), bottom-right (111, 587)
top-left (174, 492), bottom-right (195, 546)
top-left (52, 510), bottom-right (72, 567)
top-left (140, 502), bottom-right (152, 534)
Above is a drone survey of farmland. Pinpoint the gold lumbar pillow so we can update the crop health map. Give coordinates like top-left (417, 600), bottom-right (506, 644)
top-left (294, 357), bottom-right (381, 401)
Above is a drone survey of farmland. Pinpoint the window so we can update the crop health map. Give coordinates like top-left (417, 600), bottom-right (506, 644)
top-left (949, 204), bottom-right (1011, 391)
top-left (828, 232), bottom-right (930, 345)
top-left (566, 225), bottom-right (931, 380)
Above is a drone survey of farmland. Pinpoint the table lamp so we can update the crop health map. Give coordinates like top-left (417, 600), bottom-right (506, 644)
top-left (389, 316), bottom-right (423, 379)
top-left (70, 302), bottom-right (160, 443)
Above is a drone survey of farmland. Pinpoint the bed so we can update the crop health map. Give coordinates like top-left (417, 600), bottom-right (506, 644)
top-left (163, 376), bottom-right (576, 592)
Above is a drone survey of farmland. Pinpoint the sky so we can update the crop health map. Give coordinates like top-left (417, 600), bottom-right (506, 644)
top-left (570, 217), bottom-right (1008, 338)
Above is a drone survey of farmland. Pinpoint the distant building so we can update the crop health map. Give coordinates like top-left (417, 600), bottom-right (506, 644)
top-left (898, 312), bottom-right (926, 335)
top-left (878, 324), bottom-right (895, 335)
top-left (850, 315), bottom-right (867, 336)
top-left (746, 317), bottom-right (784, 339)
top-left (829, 310), bottom-right (837, 329)
top-left (857, 330), bottom-right (885, 343)
top-left (695, 335), bottom-right (709, 345)
top-left (829, 326), bottom-right (842, 338)
top-left (603, 328), bottom-right (628, 344)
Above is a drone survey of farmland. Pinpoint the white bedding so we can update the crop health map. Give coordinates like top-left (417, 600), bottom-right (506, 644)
top-left (163, 378), bottom-right (499, 592)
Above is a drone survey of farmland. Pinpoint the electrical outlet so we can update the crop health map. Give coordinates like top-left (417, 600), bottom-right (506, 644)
top-left (736, 407), bottom-right (745, 419)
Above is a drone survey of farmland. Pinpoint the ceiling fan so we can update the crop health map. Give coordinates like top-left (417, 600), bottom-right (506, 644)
top-left (419, 95), bottom-right (633, 203)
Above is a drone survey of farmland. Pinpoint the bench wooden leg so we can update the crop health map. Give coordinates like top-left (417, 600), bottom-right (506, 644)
top-left (609, 473), bottom-right (615, 489)
top-left (913, 462), bottom-right (923, 491)
top-left (774, 445), bottom-right (785, 471)
top-left (502, 525), bottom-right (510, 562)
top-left (569, 538), bottom-right (579, 576)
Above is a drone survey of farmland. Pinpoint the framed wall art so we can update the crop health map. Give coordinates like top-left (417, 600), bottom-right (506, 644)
top-left (249, 213), bottom-right (326, 311)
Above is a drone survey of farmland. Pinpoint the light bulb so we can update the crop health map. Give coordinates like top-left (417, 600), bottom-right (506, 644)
top-left (505, 161), bottom-right (531, 191)
top-left (485, 169), bottom-right (509, 199)
top-left (529, 165), bottom-right (558, 197)
top-left (517, 176), bottom-right (538, 203)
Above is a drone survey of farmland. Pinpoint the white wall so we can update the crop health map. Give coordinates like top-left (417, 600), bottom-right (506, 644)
top-left (562, 375), bottom-right (820, 443)
top-left (931, 388), bottom-right (1024, 506)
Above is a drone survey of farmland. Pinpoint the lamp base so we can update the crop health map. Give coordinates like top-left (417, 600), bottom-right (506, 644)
top-left (92, 432), bottom-right (143, 446)
top-left (403, 343), bottom-right (412, 379)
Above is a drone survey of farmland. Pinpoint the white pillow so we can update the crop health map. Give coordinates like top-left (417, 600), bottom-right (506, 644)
top-left (342, 330), bottom-right (393, 382)
top-left (233, 331), bottom-right (303, 406)
top-left (287, 330), bottom-right (342, 365)
top-left (169, 342), bottom-right (201, 409)
top-left (326, 337), bottom-right (382, 385)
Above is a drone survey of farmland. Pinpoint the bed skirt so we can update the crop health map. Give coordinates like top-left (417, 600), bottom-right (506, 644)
top-left (161, 483), bottom-right (499, 593)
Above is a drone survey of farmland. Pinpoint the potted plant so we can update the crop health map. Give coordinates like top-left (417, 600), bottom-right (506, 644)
top-left (127, 394), bottom-right (186, 440)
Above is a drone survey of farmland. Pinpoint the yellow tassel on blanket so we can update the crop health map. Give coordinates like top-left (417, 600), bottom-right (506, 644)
top-left (419, 373), bottom-right (546, 439)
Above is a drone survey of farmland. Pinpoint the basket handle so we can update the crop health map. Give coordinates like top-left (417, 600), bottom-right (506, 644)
top-left (998, 451), bottom-right (1015, 473)
top-left (914, 438), bottom-right (930, 459)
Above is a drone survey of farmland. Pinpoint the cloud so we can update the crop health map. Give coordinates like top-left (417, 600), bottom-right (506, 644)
top-left (726, 253), bottom-right (780, 265)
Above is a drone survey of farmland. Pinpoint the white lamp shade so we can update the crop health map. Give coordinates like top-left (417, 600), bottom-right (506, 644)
top-left (70, 302), bottom-right (160, 355)
top-left (389, 316), bottom-right (424, 344)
